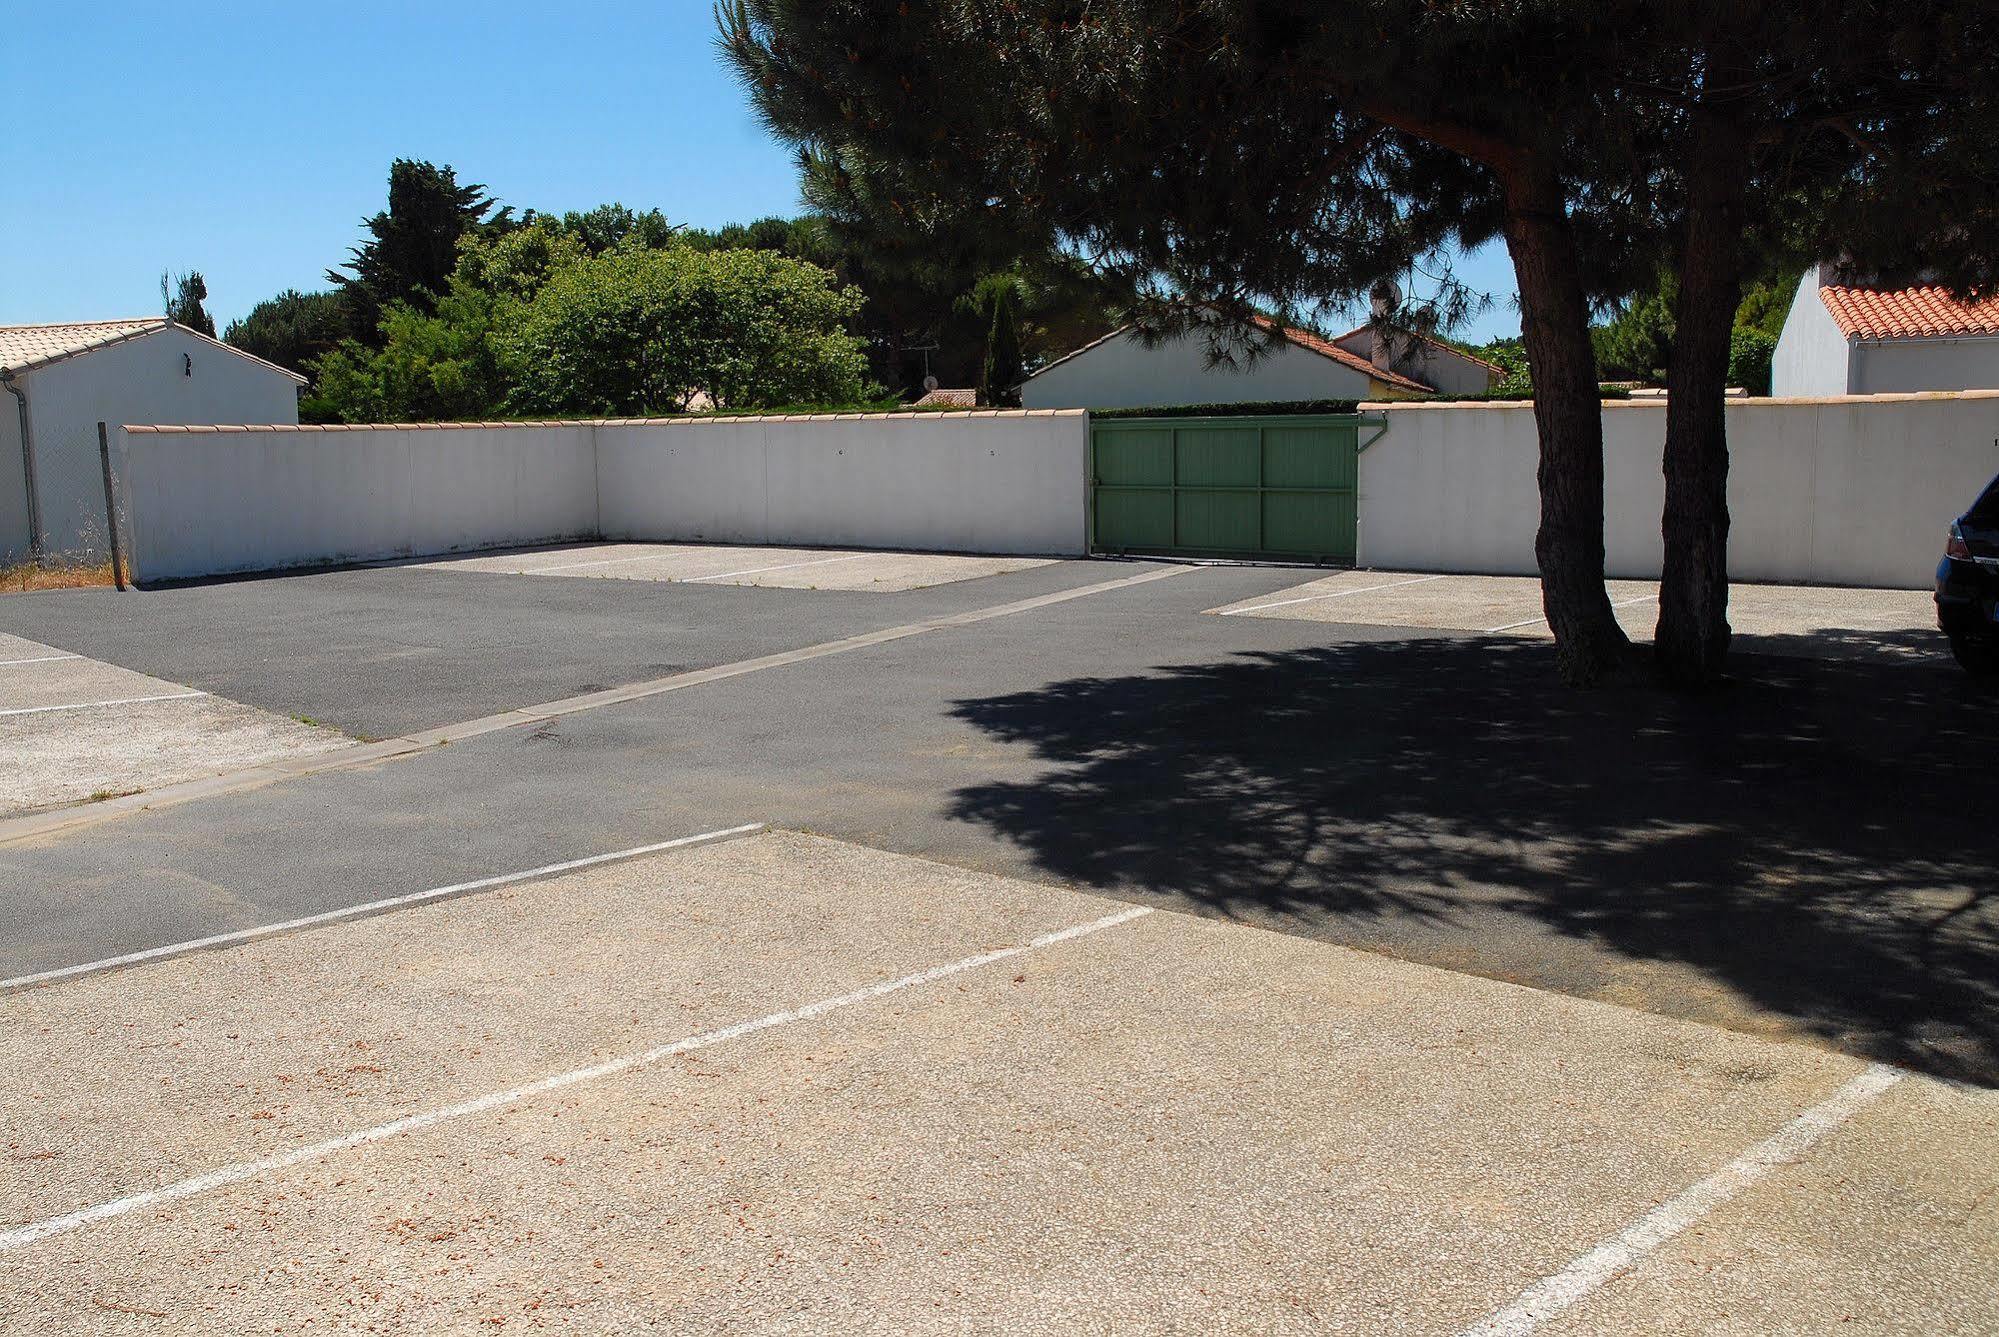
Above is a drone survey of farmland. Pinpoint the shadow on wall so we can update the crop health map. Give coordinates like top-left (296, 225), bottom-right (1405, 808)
top-left (946, 636), bottom-right (1999, 1084)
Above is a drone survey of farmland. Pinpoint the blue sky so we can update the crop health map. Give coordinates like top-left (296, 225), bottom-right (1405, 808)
top-left (2, 2), bottom-right (1522, 343)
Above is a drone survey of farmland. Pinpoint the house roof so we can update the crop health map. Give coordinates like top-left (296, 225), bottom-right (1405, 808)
top-left (1259, 317), bottom-right (1434, 393)
top-left (0, 319), bottom-right (169, 374)
top-left (913, 386), bottom-right (978, 407)
top-left (0, 318), bottom-right (308, 383)
top-left (1332, 324), bottom-right (1507, 376)
top-left (1820, 285), bottom-right (1999, 341)
top-left (1023, 317), bottom-right (1437, 395)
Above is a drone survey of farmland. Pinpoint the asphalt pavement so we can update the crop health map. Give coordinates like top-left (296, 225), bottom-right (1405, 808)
top-left (4, 553), bottom-right (1994, 1084)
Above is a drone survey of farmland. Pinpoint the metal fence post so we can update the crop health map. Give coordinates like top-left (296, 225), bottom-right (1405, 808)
top-left (96, 422), bottom-right (125, 590)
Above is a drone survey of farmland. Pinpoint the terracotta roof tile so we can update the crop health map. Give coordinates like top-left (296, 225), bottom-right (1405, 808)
top-left (0, 318), bottom-right (167, 373)
top-left (1251, 316), bottom-right (1434, 393)
top-left (0, 317), bottom-right (308, 383)
top-left (1331, 323), bottom-right (1506, 375)
top-left (1820, 285), bottom-right (1999, 340)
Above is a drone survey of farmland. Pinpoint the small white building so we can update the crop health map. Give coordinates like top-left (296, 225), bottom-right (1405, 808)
top-left (1, 319), bottom-right (303, 561)
top-left (1019, 316), bottom-right (1501, 410)
top-left (1773, 265), bottom-right (1999, 397)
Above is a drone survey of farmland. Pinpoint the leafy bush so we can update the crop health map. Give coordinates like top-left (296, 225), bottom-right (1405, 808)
top-left (450, 221), bottom-right (589, 301)
top-left (1386, 386), bottom-right (1633, 403)
top-left (312, 291), bottom-right (510, 423)
top-left (1733, 273), bottom-right (1800, 339)
top-left (502, 245), bottom-right (871, 415)
top-left (1728, 327), bottom-right (1777, 396)
top-left (1593, 286), bottom-right (1676, 382)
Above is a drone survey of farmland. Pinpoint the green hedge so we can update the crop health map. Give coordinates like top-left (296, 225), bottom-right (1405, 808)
top-left (1364, 386), bottom-right (1633, 403)
top-left (1092, 388), bottom-right (1632, 417)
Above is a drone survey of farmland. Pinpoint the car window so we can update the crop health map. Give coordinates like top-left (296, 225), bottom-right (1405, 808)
top-left (1971, 474), bottom-right (1999, 524)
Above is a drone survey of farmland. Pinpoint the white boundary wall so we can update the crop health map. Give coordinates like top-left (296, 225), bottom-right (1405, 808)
top-left (117, 411), bottom-right (1088, 582)
top-left (116, 423), bottom-right (600, 581)
top-left (596, 413), bottom-right (1087, 554)
top-left (1358, 392), bottom-right (1999, 589)
top-left (115, 396), bottom-right (1990, 589)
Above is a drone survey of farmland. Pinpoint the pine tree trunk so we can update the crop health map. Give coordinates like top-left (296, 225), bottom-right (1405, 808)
top-left (1657, 106), bottom-right (1749, 687)
top-left (1498, 161), bottom-right (1630, 686)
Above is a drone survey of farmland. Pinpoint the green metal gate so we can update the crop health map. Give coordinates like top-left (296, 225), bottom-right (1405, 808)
top-left (1088, 413), bottom-right (1374, 563)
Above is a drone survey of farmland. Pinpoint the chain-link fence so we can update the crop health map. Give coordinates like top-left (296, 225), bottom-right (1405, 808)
top-left (5, 419), bottom-right (125, 586)
top-left (31, 418), bottom-right (119, 560)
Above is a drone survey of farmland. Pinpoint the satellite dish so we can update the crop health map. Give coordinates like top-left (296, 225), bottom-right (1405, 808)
top-left (923, 374), bottom-right (940, 392)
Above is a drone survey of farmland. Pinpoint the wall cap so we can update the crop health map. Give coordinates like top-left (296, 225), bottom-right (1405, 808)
top-left (121, 407), bottom-right (1090, 433)
top-left (1367, 387), bottom-right (1999, 411)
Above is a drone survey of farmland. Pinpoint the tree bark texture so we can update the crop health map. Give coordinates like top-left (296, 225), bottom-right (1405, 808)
top-left (1498, 160), bottom-right (1631, 685)
top-left (1657, 101), bottom-right (1749, 687)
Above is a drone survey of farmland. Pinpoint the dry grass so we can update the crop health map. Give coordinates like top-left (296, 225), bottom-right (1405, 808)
top-left (0, 558), bottom-right (117, 594)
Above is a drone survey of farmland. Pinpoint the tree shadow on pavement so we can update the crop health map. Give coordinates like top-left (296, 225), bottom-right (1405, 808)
top-left (946, 636), bottom-right (1999, 1084)
top-left (1729, 625), bottom-right (1950, 666)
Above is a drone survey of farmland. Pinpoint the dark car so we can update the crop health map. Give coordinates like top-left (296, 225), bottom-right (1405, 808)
top-left (1937, 471), bottom-right (1999, 675)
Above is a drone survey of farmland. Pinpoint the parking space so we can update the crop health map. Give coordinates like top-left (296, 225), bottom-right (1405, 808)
top-left (1211, 570), bottom-right (1941, 661)
top-left (3, 551), bottom-right (1993, 1333)
top-left (0, 632), bottom-right (346, 817)
top-left (0, 558), bottom-right (1174, 743)
top-left (400, 541), bottom-right (1056, 592)
top-left (4, 829), bottom-right (1989, 1332)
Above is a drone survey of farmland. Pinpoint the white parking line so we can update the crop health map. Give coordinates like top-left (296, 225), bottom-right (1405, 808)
top-left (1220, 572), bottom-right (1448, 616)
top-left (528, 551), bottom-right (868, 580)
top-left (0, 902), bottom-right (1154, 1253)
top-left (1458, 1062), bottom-right (1905, 1337)
top-left (0, 564), bottom-right (1191, 848)
top-left (0, 690), bottom-right (206, 718)
top-left (0, 653), bottom-right (83, 666)
top-left (1484, 593), bottom-right (1657, 636)
top-left (0, 823), bottom-right (768, 992)
top-left (684, 553), bottom-right (871, 583)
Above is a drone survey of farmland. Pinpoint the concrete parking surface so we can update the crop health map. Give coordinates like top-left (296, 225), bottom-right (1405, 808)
top-left (5, 831), bottom-right (1992, 1333)
top-left (1211, 570), bottom-right (1940, 662)
top-left (399, 541), bottom-right (1056, 592)
top-left (0, 631), bottom-right (346, 816)
top-left (1, 549), bottom-right (1992, 1332)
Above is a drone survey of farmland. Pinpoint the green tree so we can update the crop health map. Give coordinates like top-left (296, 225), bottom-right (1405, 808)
top-left (310, 290), bottom-right (510, 423)
top-left (797, 145), bottom-right (1009, 392)
top-left (1593, 283), bottom-right (1676, 384)
top-left (682, 215), bottom-right (819, 256)
top-left (1589, 267), bottom-right (1791, 390)
top-left (723, 0), bottom-right (1999, 686)
top-left (223, 290), bottom-right (349, 379)
top-left (160, 270), bottom-right (216, 337)
top-left (972, 274), bottom-right (1025, 407)
top-left (502, 245), bottom-right (870, 414)
top-left (1620, 8), bottom-right (1999, 683)
top-left (1732, 274), bottom-right (1798, 342)
top-left (1726, 329), bottom-right (1776, 397)
top-left (328, 159), bottom-right (509, 335)
top-left (797, 143), bottom-right (1126, 395)
top-left (449, 221), bottom-right (589, 301)
top-left (552, 203), bottom-right (678, 254)
top-left (721, 1), bottom-right (1643, 683)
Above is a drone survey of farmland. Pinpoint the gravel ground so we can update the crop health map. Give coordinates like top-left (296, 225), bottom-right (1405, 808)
top-left (0, 633), bottom-right (348, 816)
top-left (5, 831), bottom-right (1989, 1334)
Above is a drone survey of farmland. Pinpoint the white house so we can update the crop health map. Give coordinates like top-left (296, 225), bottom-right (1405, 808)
top-left (1, 319), bottom-right (303, 561)
top-left (1019, 315), bottom-right (1501, 410)
top-left (1773, 264), bottom-right (1999, 397)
